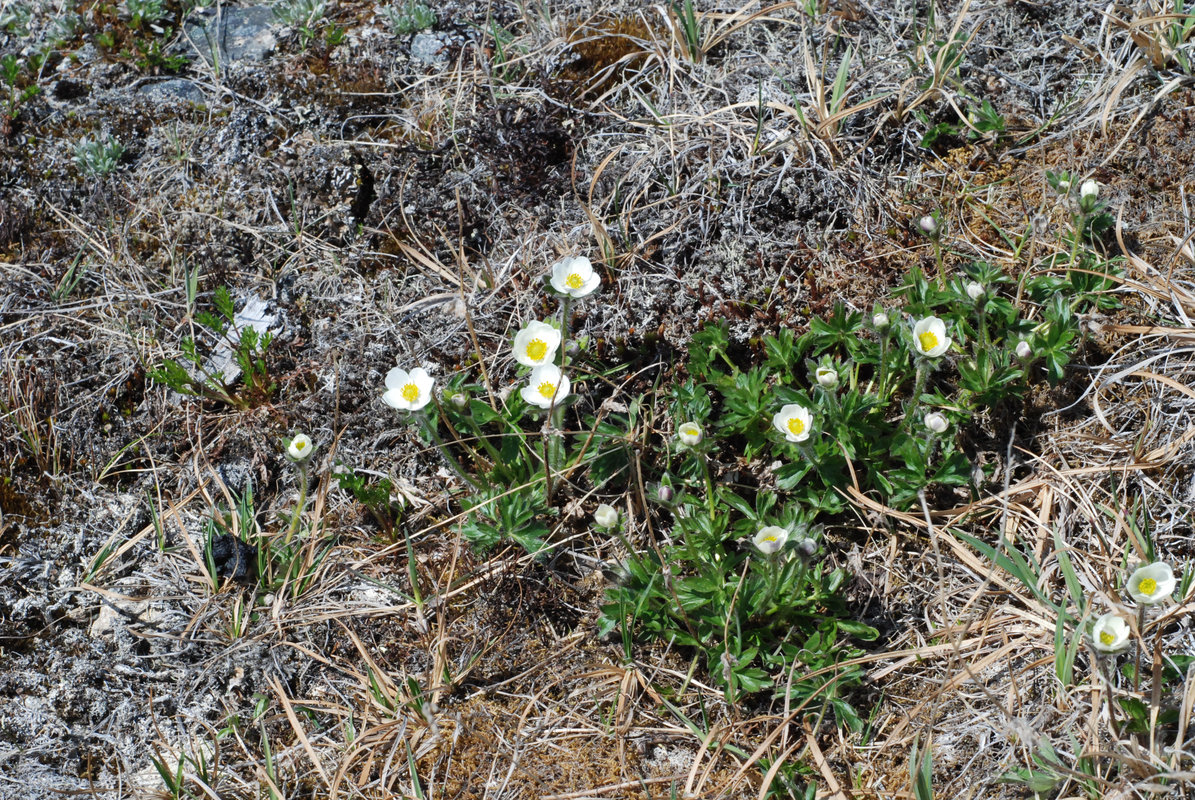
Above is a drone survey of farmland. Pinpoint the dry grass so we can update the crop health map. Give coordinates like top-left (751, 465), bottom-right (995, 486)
top-left (3, 0), bottom-right (1195, 798)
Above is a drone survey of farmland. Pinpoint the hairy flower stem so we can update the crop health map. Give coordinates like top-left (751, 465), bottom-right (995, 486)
top-left (543, 403), bottom-right (565, 506)
top-left (877, 330), bottom-right (891, 400)
top-left (558, 296), bottom-right (572, 369)
top-left (932, 239), bottom-right (945, 290)
top-left (421, 413), bottom-right (481, 491)
top-left (902, 361), bottom-right (930, 434)
top-left (284, 461), bottom-right (309, 546)
top-left (696, 453), bottom-right (716, 522)
top-left (1134, 605), bottom-right (1146, 693)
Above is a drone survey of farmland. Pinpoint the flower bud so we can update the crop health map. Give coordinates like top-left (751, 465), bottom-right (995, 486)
top-left (287, 433), bottom-right (315, 462)
top-left (966, 281), bottom-right (985, 301)
top-left (656, 485), bottom-right (674, 504)
top-left (1080, 180), bottom-right (1099, 201)
top-left (593, 503), bottom-right (618, 528)
top-left (872, 312), bottom-right (890, 329)
top-left (918, 214), bottom-right (939, 236)
top-left (1015, 340), bottom-right (1032, 360)
top-left (924, 412), bottom-right (948, 434)
top-left (815, 367), bottom-right (838, 389)
top-left (753, 526), bottom-right (789, 555)
top-left (447, 391), bottom-right (468, 408)
top-left (677, 422), bottom-right (703, 447)
top-left (796, 538), bottom-right (818, 558)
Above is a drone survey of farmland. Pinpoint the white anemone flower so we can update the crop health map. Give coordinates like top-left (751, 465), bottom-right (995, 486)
top-left (815, 367), bottom-right (838, 389)
top-left (383, 367), bottom-right (435, 412)
top-left (513, 320), bottom-right (561, 367)
top-left (753, 526), bottom-right (789, 555)
top-left (1127, 562), bottom-right (1176, 605)
top-left (550, 255), bottom-right (601, 299)
top-left (772, 404), bottom-right (813, 443)
top-left (287, 433), bottom-right (315, 462)
top-left (1091, 612), bottom-right (1130, 653)
top-left (521, 363), bottom-right (570, 409)
top-left (593, 503), bottom-right (618, 528)
top-left (677, 422), bottom-right (703, 447)
top-left (924, 412), bottom-right (948, 434)
top-left (912, 316), bottom-right (952, 358)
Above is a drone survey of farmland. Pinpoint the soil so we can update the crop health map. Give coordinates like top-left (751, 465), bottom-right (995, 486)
top-left (2, 0), bottom-right (1195, 798)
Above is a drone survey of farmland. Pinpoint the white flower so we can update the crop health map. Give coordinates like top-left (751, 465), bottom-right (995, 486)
top-left (924, 412), bottom-right (948, 434)
top-left (912, 316), bottom-right (952, 358)
top-left (772, 403), bottom-right (813, 443)
top-left (550, 255), bottom-right (601, 299)
top-left (1091, 612), bottom-right (1130, 653)
top-left (815, 367), bottom-right (838, 389)
top-left (287, 433), bottom-right (315, 462)
top-left (383, 366), bottom-right (435, 412)
top-left (593, 503), bottom-right (618, 528)
top-left (513, 320), bottom-right (561, 367)
top-left (1127, 562), bottom-right (1176, 605)
top-left (1080, 180), bottom-right (1099, 201)
top-left (872, 312), bottom-right (890, 329)
top-left (677, 422), bottom-right (703, 446)
top-left (520, 363), bottom-right (571, 409)
top-left (966, 281), bottom-right (985, 301)
top-left (1015, 340), bottom-right (1032, 359)
top-left (918, 214), bottom-right (938, 235)
top-left (753, 526), bottom-right (789, 555)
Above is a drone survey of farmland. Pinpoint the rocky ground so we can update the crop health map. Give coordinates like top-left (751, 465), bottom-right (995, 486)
top-left (3, 0), bottom-right (1195, 797)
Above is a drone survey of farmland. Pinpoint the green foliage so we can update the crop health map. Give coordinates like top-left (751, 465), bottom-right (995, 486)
top-left (335, 468), bottom-right (401, 535)
top-left (273, 0), bottom-right (327, 47)
top-left (383, 0), bottom-right (434, 35)
top-left (148, 286), bottom-right (277, 409)
top-left (73, 134), bottom-right (126, 176)
top-left (1, 53), bottom-right (42, 128)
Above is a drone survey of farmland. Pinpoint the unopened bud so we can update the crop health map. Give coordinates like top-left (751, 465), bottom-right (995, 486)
top-left (593, 503), bottom-right (618, 528)
top-left (1080, 180), bottom-right (1099, 201)
top-left (924, 412), bottom-right (948, 434)
top-left (657, 485), bottom-right (674, 504)
top-left (918, 214), bottom-right (939, 236)
top-left (966, 281), bottom-right (985, 301)
top-left (1015, 340), bottom-right (1032, 359)
top-left (815, 367), bottom-right (838, 389)
top-left (872, 312), bottom-right (890, 329)
top-left (677, 422), bottom-right (703, 447)
top-left (796, 538), bottom-right (818, 558)
top-left (448, 391), bottom-right (467, 408)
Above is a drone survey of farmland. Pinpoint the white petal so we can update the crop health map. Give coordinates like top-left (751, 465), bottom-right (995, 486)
top-left (385, 367), bottom-right (409, 390)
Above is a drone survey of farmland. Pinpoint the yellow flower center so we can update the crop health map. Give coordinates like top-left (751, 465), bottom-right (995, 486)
top-left (786, 417), bottom-right (805, 436)
top-left (918, 331), bottom-right (939, 353)
top-left (566, 272), bottom-right (584, 290)
top-left (525, 338), bottom-right (548, 362)
top-left (401, 383), bottom-right (420, 403)
top-left (1099, 630), bottom-right (1115, 646)
top-left (1140, 577), bottom-right (1158, 596)
top-left (295, 441), bottom-right (306, 451)
top-left (762, 535), bottom-right (778, 543)
top-left (537, 381), bottom-right (557, 399)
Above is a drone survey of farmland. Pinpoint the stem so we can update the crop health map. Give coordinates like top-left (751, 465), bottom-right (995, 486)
top-left (558, 296), bottom-right (572, 369)
top-left (902, 360), bottom-right (929, 434)
top-left (932, 239), bottom-right (945, 290)
top-left (697, 452), bottom-right (716, 522)
top-left (877, 330), bottom-right (891, 401)
top-left (284, 461), bottom-right (309, 546)
top-left (1134, 604), bottom-right (1145, 693)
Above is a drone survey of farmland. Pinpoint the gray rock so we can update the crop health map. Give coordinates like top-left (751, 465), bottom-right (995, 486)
top-left (183, 5), bottom-right (277, 64)
top-left (137, 78), bottom-right (205, 105)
